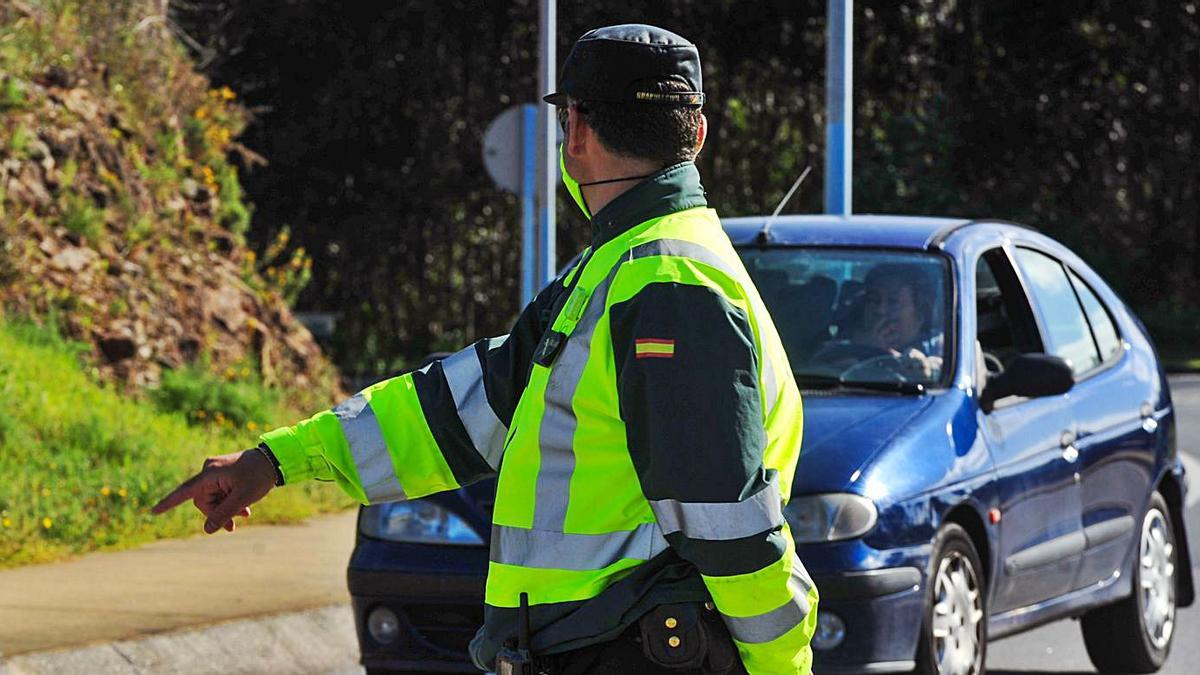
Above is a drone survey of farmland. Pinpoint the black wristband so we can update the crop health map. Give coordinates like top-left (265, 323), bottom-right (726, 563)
top-left (256, 443), bottom-right (285, 486)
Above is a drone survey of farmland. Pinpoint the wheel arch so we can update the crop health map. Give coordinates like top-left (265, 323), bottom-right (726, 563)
top-left (943, 502), bottom-right (992, 587)
top-left (1156, 469), bottom-right (1195, 607)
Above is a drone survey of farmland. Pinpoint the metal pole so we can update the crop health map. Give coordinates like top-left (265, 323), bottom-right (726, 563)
top-left (520, 104), bottom-right (537, 306)
top-left (536, 0), bottom-right (557, 286)
top-left (824, 0), bottom-right (853, 215)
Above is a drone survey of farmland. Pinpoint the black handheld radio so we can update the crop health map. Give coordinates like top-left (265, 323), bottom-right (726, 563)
top-left (495, 592), bottom-right (534, 675)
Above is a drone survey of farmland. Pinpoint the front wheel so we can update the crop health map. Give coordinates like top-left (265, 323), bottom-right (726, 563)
top-left (915, 523), bottom-right (987, 675)
top-left (1080, 491), bottom-right (1177, 674)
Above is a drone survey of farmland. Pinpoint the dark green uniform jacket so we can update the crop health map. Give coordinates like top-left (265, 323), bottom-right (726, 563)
top-left (262, 162), bottom-right (818, 674)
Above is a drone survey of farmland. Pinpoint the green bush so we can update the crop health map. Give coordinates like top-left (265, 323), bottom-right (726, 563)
top-left (0, 76), bottom-right (25, 110)
top-left (59, 190), bottom-right (105, 242)
top-left (0, 318), bottom-right (351, 568)
top-left (152, 363), bottom-right (278, 431)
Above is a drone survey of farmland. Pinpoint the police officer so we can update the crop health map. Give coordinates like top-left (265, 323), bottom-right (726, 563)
top-left (155, 24), bottom-right (817, 675)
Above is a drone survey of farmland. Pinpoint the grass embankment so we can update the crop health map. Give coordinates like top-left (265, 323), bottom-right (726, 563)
top-left (0, 319), bottom-right (352, 568)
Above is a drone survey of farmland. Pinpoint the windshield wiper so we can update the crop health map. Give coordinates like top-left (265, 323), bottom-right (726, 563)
top-left (794, 372), bottom-right (926, 395)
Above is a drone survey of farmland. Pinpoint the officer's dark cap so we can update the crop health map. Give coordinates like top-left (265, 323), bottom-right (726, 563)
top-left (543, 24), bottom-right (704, 107)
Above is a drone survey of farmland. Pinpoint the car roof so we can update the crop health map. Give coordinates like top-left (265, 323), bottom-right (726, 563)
top-left (722, 214), bottom-right (975, 249)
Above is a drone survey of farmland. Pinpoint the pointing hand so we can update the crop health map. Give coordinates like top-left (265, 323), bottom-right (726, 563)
top-left (152, 449), bottom-right (278, 533)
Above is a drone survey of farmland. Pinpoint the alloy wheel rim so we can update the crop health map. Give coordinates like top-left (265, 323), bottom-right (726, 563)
top-left (1140, 508), bottom-right (1176, 650)
top-left (931, 551), bottom-right (984, 675)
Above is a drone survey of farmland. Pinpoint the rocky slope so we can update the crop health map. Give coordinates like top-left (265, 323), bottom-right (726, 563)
top-left (0, 1), bottom-right (338, 402)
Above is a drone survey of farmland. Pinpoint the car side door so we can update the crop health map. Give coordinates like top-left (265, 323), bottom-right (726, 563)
top-left (975, 247), bottom-right (1085, 613)
top-left (1041, 257), bottom-right (1152, 591)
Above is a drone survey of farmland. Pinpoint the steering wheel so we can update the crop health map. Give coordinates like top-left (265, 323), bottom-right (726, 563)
top-left (839, 352), bottom-right (912, 383)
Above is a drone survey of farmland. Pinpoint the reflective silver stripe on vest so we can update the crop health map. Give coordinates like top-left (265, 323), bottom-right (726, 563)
top-left (532, 272), bottom-right (617, 530)
top-left (628, 238), bottom-right (739, 279)
top-left (332, 393), bottom-right (407, 502)
top-left (722, 554), bottom-right (814, 644)
top-left (442, 337), bottom-right (509, 470)
top-left (492, 522), bottom-right (670, 571)
top-left (649, 471), bottom-right (783, 541)
top-left (628, 238), bottom-right (778, 419)
top-left (760, 349), bottom-right (780, 420)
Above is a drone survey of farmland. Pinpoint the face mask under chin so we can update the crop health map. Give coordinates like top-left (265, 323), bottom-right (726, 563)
top-left (561, 144), bottom-right (659, 223)
top-left (559, 144), bottom-right (592, 220)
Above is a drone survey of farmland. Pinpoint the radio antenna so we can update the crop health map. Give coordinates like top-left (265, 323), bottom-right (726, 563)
top-left (758, 165), bottom-right (812, 243)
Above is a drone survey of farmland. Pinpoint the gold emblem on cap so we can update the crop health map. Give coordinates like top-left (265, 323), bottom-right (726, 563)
top-left (668, 636), bottom-right (681, 648)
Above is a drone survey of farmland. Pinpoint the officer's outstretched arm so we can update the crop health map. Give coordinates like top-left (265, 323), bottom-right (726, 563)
top-left (610, 269), bottom-right (818, 675)
top-left (257, 277), bottom-right (566, 504)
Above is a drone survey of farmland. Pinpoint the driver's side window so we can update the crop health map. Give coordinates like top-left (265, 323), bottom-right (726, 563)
top-left (975, 249), bottom-right (1044, 385)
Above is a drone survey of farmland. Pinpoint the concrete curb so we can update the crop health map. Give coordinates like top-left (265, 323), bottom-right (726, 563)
top-left (1, 605), bottom-right (363, 675)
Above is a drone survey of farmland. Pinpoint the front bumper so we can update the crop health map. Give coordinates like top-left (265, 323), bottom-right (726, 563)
top-left (351, 594), bottom-right (482, 673)
top-left (349, 537), bottom-right (487, 673)
top-left (348, 517), bottom-right (930, 673)
top-left (810, 566), bottom-right (924, 673)
top-left (810, 567), bottom-right (923, 673)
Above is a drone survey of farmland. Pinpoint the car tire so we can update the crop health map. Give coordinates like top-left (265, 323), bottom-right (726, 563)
top-left (914, 523), bottom-right (987, 675)
top-left (1080, 491), bottom-right (1176, 674)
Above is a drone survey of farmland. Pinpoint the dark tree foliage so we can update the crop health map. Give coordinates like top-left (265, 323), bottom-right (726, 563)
top-left (172, 0), bottom-right (1200, 372)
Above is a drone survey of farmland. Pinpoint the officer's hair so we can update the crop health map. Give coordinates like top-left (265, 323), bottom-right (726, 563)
top-left (580, 79), bottom-right (703, 167)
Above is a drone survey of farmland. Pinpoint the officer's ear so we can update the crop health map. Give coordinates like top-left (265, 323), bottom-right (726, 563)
top-left (566, 106), bottom-right (591, 160)
top-left (694, 112), bottom-right (708, 157)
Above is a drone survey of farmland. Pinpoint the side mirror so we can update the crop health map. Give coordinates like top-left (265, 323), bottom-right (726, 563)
top-left (979, 353), bottom-right (1073, 413)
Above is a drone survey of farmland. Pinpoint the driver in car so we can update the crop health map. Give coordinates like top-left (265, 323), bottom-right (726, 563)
top-left (812, 264), bottom-right (944, 380)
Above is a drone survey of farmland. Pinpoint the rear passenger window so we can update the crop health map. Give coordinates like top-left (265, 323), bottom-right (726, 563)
top-left (1015, 248), bottom-right (1101, 375)
top-left (1068, 270), bottom-right (1122, 362)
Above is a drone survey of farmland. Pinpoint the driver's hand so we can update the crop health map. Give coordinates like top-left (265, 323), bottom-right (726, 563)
top-left (900, 348), bottom-right (941, 379)
top-left (152, 450), bottom-right (278, 533)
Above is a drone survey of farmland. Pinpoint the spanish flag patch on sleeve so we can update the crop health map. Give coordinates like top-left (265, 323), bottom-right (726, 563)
top-left (635, 338), bottom-right (676, 359)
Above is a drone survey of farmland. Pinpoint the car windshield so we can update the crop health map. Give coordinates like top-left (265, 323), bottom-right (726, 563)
top-left (740, 247), bottom-right (952, 390)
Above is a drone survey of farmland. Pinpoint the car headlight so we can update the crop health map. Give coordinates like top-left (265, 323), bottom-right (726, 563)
top-left (784, 493), bottom-right (878, 543)
top-left (360, 500), bottom-right (484, 546)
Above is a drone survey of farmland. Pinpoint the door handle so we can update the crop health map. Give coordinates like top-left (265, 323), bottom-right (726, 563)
top-left (1140, 401), bottom-right (1158, 433)
top-left (1060, 430), bottom-right (1079, 463)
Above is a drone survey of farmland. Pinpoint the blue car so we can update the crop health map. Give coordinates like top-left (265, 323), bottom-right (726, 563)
top-left (347, 216), bottom-right (1193, 674)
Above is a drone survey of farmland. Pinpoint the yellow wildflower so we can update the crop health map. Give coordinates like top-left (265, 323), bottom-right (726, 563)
top-left (220, 86), bottom-right (236, 101)
top-left (42, 517), bottom-right (52, 530)
top-left (246, 421), bottom-right (258, 431)
top-left (41, 487), bottom-right (50, 497)
top-left (117, 488), bottom-right (128, 498)
top-left (101, 486), bottom-right (112, 497)
top-left (245, 250), bottom-right (256, 263)
top-left (2, 518), bottom-right (11, 528)
top-left (195, 106), bottom-right (209, 121)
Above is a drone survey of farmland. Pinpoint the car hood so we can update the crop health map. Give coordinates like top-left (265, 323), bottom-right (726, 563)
top-left (792, 392), bottom-right (936, 495)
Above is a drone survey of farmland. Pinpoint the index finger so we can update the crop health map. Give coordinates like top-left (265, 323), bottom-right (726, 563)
top-left (151, 474), bottom-right (201, 514)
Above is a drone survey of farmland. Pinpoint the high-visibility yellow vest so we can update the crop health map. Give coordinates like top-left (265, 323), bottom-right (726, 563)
top-left (262, 162), bottom-right (817, 674)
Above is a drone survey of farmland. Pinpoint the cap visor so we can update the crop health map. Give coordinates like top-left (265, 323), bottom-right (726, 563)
top-left (543, 92), bottom-right (569, 106)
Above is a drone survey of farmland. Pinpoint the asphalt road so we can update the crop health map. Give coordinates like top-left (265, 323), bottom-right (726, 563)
top-left (986, 374), bottom-right (1200, 674)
